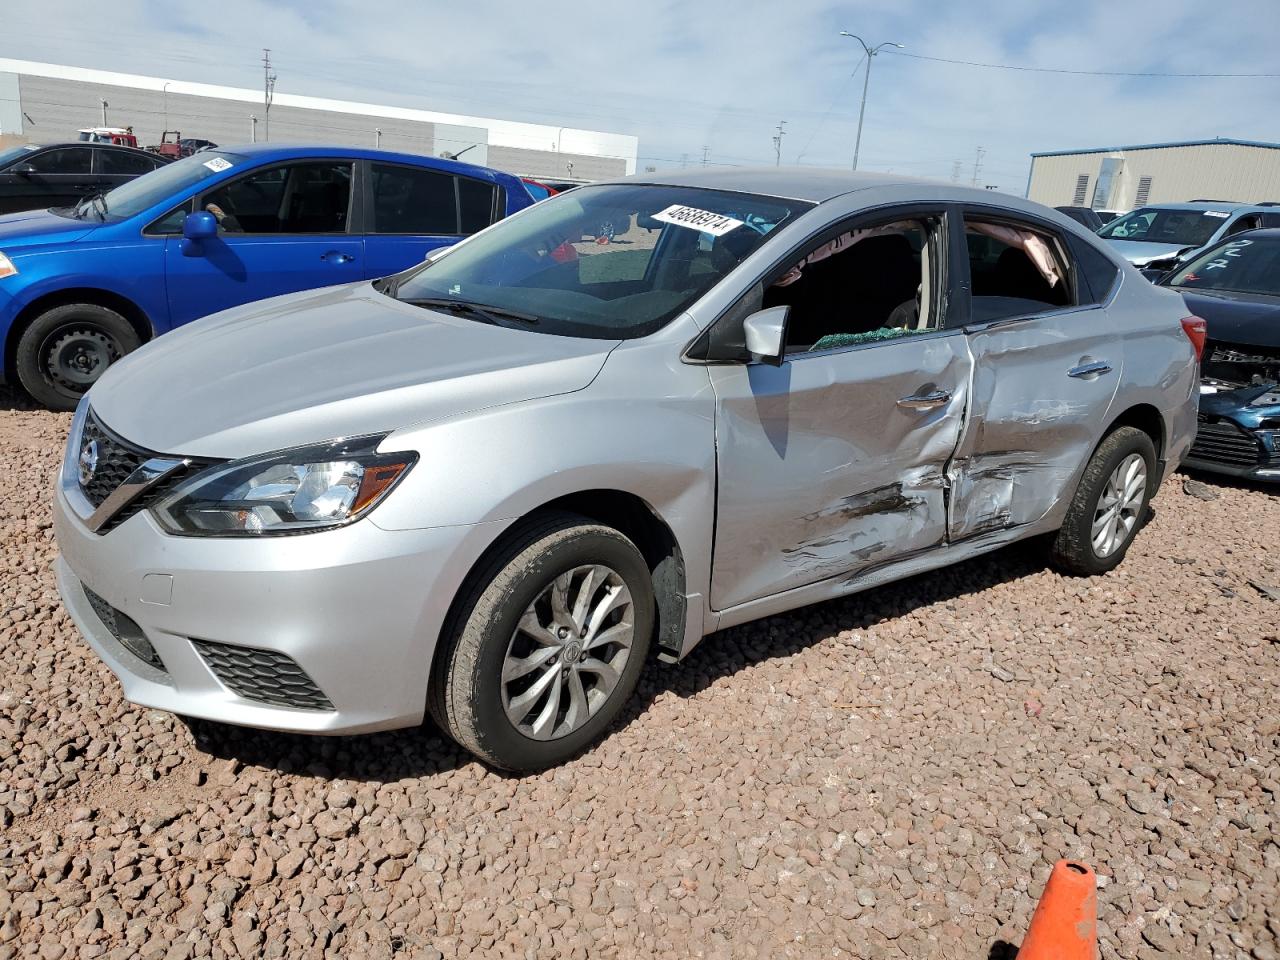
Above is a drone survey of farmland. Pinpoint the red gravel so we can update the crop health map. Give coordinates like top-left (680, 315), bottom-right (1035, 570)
top-left (1, 391), bottom-right (1277, 959)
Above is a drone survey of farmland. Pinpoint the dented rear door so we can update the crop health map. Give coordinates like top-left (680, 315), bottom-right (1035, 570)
top-left (947, 210), bottom-right (1122, 541)
top-left (708, 332), bottom-right (971, 611)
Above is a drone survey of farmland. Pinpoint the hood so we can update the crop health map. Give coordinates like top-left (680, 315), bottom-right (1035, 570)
top-left (0, 208), bottom-right (98, 249)
top-left (89, 283), bottom-right (618, 458)
top-left (1104, 238), bottom-right (1191, 266)
top-left (1177, 289), bottom-right (1280, 351)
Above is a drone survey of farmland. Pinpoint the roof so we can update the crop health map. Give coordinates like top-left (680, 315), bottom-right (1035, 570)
top-left (621, 167), bottom-right (938, 203)
top-left (1031, 138), bottom-right (1280, 158)
top-left (209, 142), bottom-right (521, 183)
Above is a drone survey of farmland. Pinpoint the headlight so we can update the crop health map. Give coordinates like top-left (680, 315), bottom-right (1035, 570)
top-left (0, 252), bottom-right (17, 279)
top-left (152, 435), bottom-right (416, 536)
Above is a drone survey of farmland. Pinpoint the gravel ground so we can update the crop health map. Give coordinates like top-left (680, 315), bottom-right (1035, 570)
top-left (1, 390), bottom-right (1278, 960)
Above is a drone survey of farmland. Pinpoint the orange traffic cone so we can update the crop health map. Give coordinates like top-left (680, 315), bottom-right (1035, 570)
top-left (1017, 860), bottom-right (1098, 960)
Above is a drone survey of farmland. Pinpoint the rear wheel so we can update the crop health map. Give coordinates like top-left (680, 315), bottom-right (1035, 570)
top-left (1050, 426), bottom-right (1157, 575)
top-left (430, 512), bottom-right (654, 771)
top-left (15, 303), bottom-right (140, 411)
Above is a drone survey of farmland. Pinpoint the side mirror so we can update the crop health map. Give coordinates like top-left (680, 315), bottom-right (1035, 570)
top-left (11, 163), bottom-right (37, 176)
top-left (742, 305), bottom-right (789, 367)
top-left (180, 211), bottom-right (217, 256)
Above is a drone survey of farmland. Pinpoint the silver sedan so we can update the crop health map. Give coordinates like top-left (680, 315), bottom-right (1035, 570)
top-left (54, 169), bottom-right (1200, 770)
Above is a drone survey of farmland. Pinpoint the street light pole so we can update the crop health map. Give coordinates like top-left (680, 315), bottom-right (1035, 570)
top-left (162, 82), bottom-right (172, 130)
top-left (839, 32), bottom-right (904, 171)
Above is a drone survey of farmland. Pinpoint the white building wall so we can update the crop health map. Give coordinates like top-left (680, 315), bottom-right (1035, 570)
top-left (1028, 143), bottom-right (1280, 210)
top-left (0, 58), bottom-right (637, 178)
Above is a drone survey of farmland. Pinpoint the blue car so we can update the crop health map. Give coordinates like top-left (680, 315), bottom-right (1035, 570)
top-left (0, 144), bottom-right (533, 409)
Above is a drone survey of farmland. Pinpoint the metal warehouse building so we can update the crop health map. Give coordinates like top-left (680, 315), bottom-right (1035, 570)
top-left (1026, 138), bottom-right (1280, 211)
top-left (0, 58), bottom-right (638, 181)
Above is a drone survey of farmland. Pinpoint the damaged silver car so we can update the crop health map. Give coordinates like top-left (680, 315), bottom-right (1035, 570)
top-left (54, 170), bottom-right (1200, 770)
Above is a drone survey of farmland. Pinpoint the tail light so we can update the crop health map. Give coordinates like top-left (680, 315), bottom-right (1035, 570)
top-left (1181, 316), bottom-right (1207, 362)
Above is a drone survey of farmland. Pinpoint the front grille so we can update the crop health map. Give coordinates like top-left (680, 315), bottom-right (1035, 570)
top-left (78, 412), bottom-right (211, 533)
top-left (191, 640), bottom-right (335, 711)
top-left (83, 586), bottom-right (167, 672)
top-left (1189, 417), bottom-right (1264, 466)
top-left (79, 413), bottom-right (151, 508)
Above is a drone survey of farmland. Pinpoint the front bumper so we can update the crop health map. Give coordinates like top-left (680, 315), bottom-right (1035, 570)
top-left (1182, 414), bottom-right (1280, 482)
top-left (54, 482), bottom-right (501, 734)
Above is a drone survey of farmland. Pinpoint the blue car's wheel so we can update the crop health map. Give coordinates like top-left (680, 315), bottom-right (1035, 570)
top-left (15, 303), bottom-right (141, 412)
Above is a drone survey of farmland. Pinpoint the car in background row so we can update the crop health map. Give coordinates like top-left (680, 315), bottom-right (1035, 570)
top-left (1055, 206), bottom-right (1104, 230)
top-left (0, 142), bottom-right (170, 215)
top-left (0, 144), bottom-right (533, 409)
top-left (1099, 202), bottom-right (1280, 272)
top-left (1158, 229), bottom-right (1280, 481)
top-left (521, 178), bottom-right (558, 202)
top-left (53, 171), bottom-right (1199, 769)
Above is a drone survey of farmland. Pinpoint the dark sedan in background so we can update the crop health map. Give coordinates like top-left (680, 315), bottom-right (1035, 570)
top-left (0, 142), bottom-right (170, 214)
top-left (1160, 229), bottom-right (1280, 481)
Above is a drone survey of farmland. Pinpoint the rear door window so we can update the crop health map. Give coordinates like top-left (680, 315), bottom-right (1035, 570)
top-left (370, 163), bottom-right (458, 234)
top-left (97, 149), bottom-right (163, 175)
top-left (963, 216), bottom-right (1073, 324)
top-left (458, 177), bottom-right (498, 233)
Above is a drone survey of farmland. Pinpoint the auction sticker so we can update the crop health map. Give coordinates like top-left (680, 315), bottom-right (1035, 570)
top-left (652, 204), bottom-right (743, 236)
top-left (202, 157), bottom-right (233, 173)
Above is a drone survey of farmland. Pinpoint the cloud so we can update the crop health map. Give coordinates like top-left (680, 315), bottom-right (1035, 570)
top-left (4, 0), bottom-right (1279, 189)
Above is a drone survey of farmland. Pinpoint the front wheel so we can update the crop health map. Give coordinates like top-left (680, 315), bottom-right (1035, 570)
top-left (15, 304), bottom-right (141, 411)
top-left (430, 512), bottom-right (654, 771)
top-left (1050, 426), bottom-right (1157, 576)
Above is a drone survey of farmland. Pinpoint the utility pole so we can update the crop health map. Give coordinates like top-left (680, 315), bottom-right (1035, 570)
top-left (951, 160), bottom-right (962, 183)
top-left (262, 49), bottom-right (277, 142)
top-left (680, 153), bottom-right (689, 169)
top-left (971, 146), bottom-right (986, 187)
top-left (839, 32), bottom-right (904, 171)
top-left (772, 121), bottom-right (787, 167)
top-left (701, 145), bottom-right (710, 166)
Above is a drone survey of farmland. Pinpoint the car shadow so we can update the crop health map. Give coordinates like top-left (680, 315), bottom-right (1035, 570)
top-left (187, 537), bottom-right (1050, 783)
top-left (0, 386), bottom-right (41, 412)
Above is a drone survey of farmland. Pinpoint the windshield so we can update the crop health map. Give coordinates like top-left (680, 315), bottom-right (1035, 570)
top-left (0, 144), bottom-right (40, 169)
top-left (384, 184), bottom-right (809, 339)
top-left (61, 151), bottom-right (246, 222)
top-left (1169, 237), bottom-right (1280, 297)
top-left (1097, 207), bottom-right (1225, 247)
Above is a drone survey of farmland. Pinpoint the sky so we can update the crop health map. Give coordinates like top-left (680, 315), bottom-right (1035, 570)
top-left (4, 0), bottom-right (1280, 190)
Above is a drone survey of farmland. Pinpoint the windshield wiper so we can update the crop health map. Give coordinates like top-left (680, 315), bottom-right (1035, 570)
top-left (74, 192), bottom-right (108, 221)
top-left (401, 297), bottom-right (541, 325)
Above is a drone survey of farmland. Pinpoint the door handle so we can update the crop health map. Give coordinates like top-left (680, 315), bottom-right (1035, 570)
top-left (1067, 360), bottom-right (1113, 379)
top-left (896, 389), bottom-right (951, 410)
top-left (321, 252), bottom-right (355, 263)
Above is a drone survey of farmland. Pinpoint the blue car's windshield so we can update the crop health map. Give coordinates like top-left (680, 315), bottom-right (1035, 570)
top-left (0, 144), bottom-right (40, 170)
top-left (1170, 236), bottom-right (1280, 297)
top-left (384, 183), bottom-right (809, 339)
top-left (59, 151), bottom-right (247, 222)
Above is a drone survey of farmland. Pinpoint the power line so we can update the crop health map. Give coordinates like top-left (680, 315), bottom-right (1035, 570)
top-left (883, 49), bottom-right (1280, 78)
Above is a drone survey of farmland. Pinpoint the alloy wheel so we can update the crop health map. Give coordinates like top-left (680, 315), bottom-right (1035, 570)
top-left (1090, 452), bottom-right (1147, 558)
top-left (501, 564), bottom-right (635, 741)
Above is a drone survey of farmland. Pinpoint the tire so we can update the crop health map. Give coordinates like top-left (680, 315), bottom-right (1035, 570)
top-left (15, 303), bottom-right (141, 411)
top-left (430, 511), bottom-right (654, 771)
top-left (1050, 426), bottom-right (1157, 576)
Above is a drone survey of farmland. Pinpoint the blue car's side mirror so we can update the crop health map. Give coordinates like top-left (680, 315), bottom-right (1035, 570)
top-left (180, 211), bottom-right (218, 257)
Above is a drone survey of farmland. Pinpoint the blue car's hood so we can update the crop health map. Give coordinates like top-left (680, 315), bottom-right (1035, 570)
top-left (0, 208), bottom-right (98, 248)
